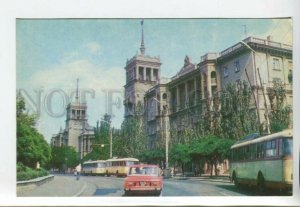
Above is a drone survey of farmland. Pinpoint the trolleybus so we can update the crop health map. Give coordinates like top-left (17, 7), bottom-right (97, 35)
top-left (82, 160), bottom-right (106, 176)
top-left (105, 157), bottom-right (139, 177)
top-left (230, 129), bottom-right (293, 193)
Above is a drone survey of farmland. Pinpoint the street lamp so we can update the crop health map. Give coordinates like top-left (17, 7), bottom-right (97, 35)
top-left (152, 97), bottom-right (170, 178)
top-left (100, 118), bottom-right (113, 158)
top-left (240, 41), bottom-right (270, 134)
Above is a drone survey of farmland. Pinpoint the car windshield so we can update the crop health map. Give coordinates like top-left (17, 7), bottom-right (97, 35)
top-left (129, 166), bottom-right (158, 176)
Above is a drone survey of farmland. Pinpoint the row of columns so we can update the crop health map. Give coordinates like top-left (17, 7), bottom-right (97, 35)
top-left (79, 136), bottom-right (92, 159)
top-left (135, 66), bottom-right (160, 81)
top-left (172, 71), bottom-right (219, 112)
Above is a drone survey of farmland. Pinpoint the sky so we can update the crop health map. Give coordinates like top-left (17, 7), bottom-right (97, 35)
top-left (16, 18), bottom-right (292, 143)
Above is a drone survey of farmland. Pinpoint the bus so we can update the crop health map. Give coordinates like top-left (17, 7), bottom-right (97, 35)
top-left (230, 129), bottom-right (293, 193)
top-left (105, 158), bottom-right (139, 177)
top-left (82, 160), bottom-right (106, 176)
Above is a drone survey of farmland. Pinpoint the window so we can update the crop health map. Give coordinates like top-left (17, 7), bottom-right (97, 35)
top-left (257, 142), bottom-right (265, 159)
top-left (146, 68), bottom-right (151, 81)
top-left (163, 93), bottom-right (167, 99)
top-left (266, 140), bottom-right (277, 157)
top-left (250, 144), bottom-right (256, 160)
top-left (139, 67), bottom-right (144, 80)
top-left (244, 146), bottom-right (250, 160)
top-left (234, 60), bottom-right (240, 72)
top-left (153, 69), bottom-right (158, 81)
top-left (223, 66), bottom-right (229, 78)
top-left (283, 138), bottom-right (293, 156)
top-left (273, 58), bottom-right (280, 70)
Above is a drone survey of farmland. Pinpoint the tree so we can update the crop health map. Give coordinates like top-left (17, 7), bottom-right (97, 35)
top-left (17, 94), bottom-right (51, 168)
top-left (267, 80), bottom-right (292, 132)
top-left (118, 102), bottom-right (148, 158)
top-left (169, 144), bottom-right (191, 175)
top-left (190, 135), bottom-right (234, 176)
top-left (50, 146), bottom-right (78, 171)
top-left (219, 81), bottom-right (257, 139)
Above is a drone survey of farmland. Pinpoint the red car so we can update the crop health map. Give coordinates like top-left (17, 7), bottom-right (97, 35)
top-left (123, 164), bottom-right (163, 196)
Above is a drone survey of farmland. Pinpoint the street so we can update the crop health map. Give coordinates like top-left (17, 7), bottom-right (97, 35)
top-left (17, 174), bottom-right (291, 197)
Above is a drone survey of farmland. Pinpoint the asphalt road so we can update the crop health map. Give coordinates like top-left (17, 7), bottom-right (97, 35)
top-left (18, 174), bottom-right (291, 197)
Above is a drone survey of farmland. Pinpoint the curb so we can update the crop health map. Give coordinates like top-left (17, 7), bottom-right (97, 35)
top-left (170, 176), bottom-right (230, 183)
top-left (17, 175), bottom-right (54, 191)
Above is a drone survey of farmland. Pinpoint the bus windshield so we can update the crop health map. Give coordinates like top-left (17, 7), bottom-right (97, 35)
top-left (283, 138), bottom-right (293, 156)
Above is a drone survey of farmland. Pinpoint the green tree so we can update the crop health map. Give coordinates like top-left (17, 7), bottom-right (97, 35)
top-left (218, 81), bottom-right (258, 139)
top-left (50, 146), bottom-right (78, 171)
top-left (118, 102), bottom-right (148, 158)
top-left (191, 135), bottom-right (234, 176)
top-left (169, 143), bottom-right (191, 175)
top-left (17, 94), bottom-right (51, 168)
top-left (139, 148), bottom-right (164, 166)
top-left (267, 80), bottom-right (292, 132)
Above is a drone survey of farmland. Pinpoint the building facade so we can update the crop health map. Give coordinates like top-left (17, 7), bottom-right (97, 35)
top-left (51, 80), bottom-right (95, 159)
top-left (125, 24), bottom-right (292, 174)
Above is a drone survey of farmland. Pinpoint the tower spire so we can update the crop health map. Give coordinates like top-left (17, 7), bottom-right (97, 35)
top-left (76, 78), bottom-right (79, 104)
top-left (140, 19), bottom-right (145, 55)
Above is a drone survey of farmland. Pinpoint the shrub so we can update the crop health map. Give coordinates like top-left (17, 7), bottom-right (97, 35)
top-left (17, 164), bottom-right (49, 181)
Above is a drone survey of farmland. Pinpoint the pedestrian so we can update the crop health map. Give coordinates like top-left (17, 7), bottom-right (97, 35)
top-left (75, 164), bottom-right (81, 180)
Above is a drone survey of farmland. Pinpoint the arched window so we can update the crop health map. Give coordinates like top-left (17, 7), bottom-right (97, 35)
top-left (163, 93), bottom-right (167, 99)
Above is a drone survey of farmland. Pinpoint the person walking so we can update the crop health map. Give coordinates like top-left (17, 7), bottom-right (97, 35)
top-left (75, 164), bottom-right (81, 180)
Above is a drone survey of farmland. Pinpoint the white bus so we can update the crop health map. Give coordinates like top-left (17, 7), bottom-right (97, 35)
top-left (230, 129), bottom-right (293, 193)
top-left (82, 160), bottom-right (106, 176)
top-left (105, 158), bottom-right (139, 177)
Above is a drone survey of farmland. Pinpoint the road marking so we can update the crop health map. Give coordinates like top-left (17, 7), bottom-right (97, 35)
top-left (73, 183), bottom-right (87, 197)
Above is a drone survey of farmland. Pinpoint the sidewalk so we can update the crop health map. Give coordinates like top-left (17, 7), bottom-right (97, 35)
top-left (17, 175), bottom-right (86, 197)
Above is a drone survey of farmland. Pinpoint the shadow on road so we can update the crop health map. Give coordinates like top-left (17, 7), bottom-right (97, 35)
top-left (94, 188), bottom-right (119, 196)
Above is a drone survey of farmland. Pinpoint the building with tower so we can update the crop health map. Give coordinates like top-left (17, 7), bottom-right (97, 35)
top-left (123, 20), bottom-right (162, 117)
top-left (124, 21), bottom-right (292, 175)
top-left (51, 79), bottom-right (95, 159)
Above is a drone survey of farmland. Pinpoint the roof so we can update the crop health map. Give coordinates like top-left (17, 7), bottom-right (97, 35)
top-left (171, 56), bottom-right (196, 80)
top-left (231, 129), bottom-right (293, 149)
top-left (106, 157), bottom-right (139, 162)
top-left (128, 164), bottom-right (159, 168)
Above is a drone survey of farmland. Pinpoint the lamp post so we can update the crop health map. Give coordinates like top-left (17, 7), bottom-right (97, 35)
top-left (152, 97), bottom-right (170, 178)
top-left (240, 41), bottom-right (270, 134)
top-left (100, 118), bottom-right (113, 158)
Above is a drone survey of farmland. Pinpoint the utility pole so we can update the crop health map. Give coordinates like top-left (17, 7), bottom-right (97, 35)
top-left (257, 68), bottom-right (271, 134)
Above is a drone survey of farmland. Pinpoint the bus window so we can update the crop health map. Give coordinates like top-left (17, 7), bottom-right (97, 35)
top-left (283, 138), bottom-right (293, 156)
top-left (278, 139), bottom-right (283, 156)
top-left (257, 142), bottom-right (265, 159)
top-left (266, 140), bottom-right (276, 157)
top-left (250, 144), bottom-right (256, 160)
top-left (244, 146), bottom-right (250, 160)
